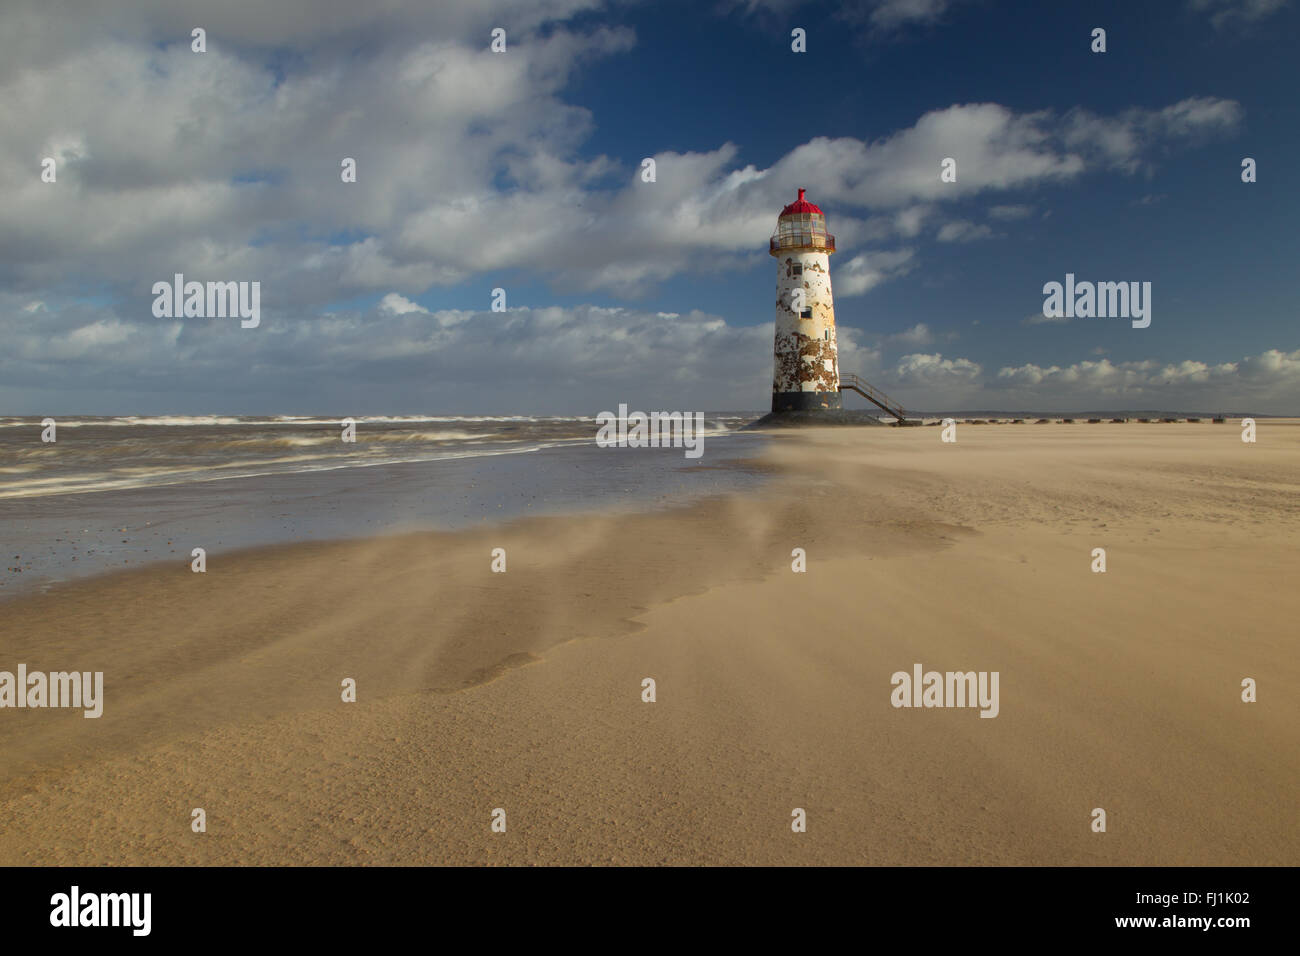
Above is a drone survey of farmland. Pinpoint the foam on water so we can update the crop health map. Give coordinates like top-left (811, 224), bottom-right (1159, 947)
top-left (0, 414), bottom-right (758, 500)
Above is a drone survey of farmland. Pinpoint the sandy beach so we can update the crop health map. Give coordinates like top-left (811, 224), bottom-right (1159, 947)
top-left (1, 421), bottom-right (1297, 866)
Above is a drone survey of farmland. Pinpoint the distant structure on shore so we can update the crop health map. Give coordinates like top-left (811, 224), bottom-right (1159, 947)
top-left (756, 189), bottom-right (913, 427)
top-left (769, 188), bottom-right (842, 412)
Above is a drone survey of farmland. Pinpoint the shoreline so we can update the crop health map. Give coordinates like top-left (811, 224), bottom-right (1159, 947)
top-left (0, 430), bottom-right (771, 602)
top-left (1, 422), bottom-right (1297, 865)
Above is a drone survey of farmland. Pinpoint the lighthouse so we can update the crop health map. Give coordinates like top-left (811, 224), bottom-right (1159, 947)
top-left (769, 188), bottom-right (841, 412)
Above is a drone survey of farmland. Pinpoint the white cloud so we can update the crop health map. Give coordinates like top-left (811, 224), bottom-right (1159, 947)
top-left (887, 323), bottom-right (935, 346)
top-left (378, 292), bottom-right (429, 315)
top-left (0, 1), bottom-right (1276, 416)
top-left (728, 0), bottom-right (959, 33)
top-left (0, 293), bottom-right (778, 413)
top-left (1062, 97), bottom-right (1243, 174)
top-left (1189, 0), bottom-right (1290, 29)
top-left (873, 348), bottom-right (1300, 412)
top-left (936, 220), bottom-right (994, 242)
top-left (832, 326), bottom-right (884, 379)
top-left (865, 0), bottom-right (955, 30)
top-left (835, 249), bottom-right (917, 297)
top-left (994, 349), bottom-right (1300, 405)
top-left (892, 205), bottom-right (933, 238)
top-left (0, 18), bottom-right (1244, 303)
top-left (7, 288), bottom-right (1295, 414)
top-left (892, 352), bottom-right (982, 384)
top-left (988, 204), bottom-right (1033, 220)
top-left (1022, 311), bottom-right (1069, 326)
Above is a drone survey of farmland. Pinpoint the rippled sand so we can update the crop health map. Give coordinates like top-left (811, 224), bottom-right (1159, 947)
top-left (2, 421), bottom-right (1296, 865)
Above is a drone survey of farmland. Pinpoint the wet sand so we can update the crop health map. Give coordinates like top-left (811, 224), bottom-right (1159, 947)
top-left (1, 421), bottom-right (1296, 865)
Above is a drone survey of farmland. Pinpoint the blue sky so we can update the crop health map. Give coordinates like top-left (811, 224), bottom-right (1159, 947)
top-left (1, 0), bottom-right (1296, 414)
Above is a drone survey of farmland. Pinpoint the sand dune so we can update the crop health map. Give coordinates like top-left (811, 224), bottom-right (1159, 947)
top-left (1, 422), bottom-right (1296, 865)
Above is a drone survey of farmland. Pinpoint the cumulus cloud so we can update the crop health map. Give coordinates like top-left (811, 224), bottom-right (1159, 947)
top-left (835, 249), bottom-right (918, 296)
top-left (5, 285), bottom-right (1295, 415)
top-left (759, 96), bottom-right (1240, 239)
top-left (0, 292), bottom-right (779, 414)
top-left (378, 293), bottom-right (428, 315)
top-left (0, 0), bottom-right (1273, 416)
top-left (992, 350), bottom-right (1300, 408)
top-left (1062, 97), bottom-right (1243, 174)
top-left (890, 206), bottom-right (933, 238)
top-left (864, 348), bottom-right (1300, 412)
top-left (0, 4), bottom-right (1245, 305)
top-left (892, 352), bottom-right (982, 384)
top-left (887, 323), bottom-right (935, 346)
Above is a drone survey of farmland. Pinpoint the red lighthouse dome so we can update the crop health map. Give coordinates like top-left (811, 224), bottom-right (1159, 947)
top-left (779, 187), bottom-right (823, 216)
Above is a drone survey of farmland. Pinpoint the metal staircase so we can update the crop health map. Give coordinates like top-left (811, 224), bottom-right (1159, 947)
top-left (839, 372), bottom-right (907, 422)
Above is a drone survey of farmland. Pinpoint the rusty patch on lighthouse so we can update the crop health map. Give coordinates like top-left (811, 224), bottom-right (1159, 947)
top-left (773, 331), bottom-right (839, 393)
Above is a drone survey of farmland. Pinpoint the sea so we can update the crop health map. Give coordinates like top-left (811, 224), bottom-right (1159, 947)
top-left (0, 413), bottom-right (768, 599)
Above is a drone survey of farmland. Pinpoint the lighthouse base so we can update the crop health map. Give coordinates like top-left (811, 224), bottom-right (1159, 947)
top-left (771, 390), bottom-right (843, 412)
top-left (745, 408), bottom-right (887, 429)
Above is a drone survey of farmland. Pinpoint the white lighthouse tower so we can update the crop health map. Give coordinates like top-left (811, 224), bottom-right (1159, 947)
top-left (769, 188), bottom-right (841, 412)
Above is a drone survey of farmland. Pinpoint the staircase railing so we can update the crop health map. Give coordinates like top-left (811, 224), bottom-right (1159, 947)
top-left (839, 372), bottom-right (907, 421)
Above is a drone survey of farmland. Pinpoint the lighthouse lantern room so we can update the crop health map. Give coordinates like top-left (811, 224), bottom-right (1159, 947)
top-left (769, 187), bottom-right (842, 412)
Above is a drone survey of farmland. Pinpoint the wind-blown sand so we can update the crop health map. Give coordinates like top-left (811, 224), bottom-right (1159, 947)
top-left (2, 422), bottom-right (1297, 865)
